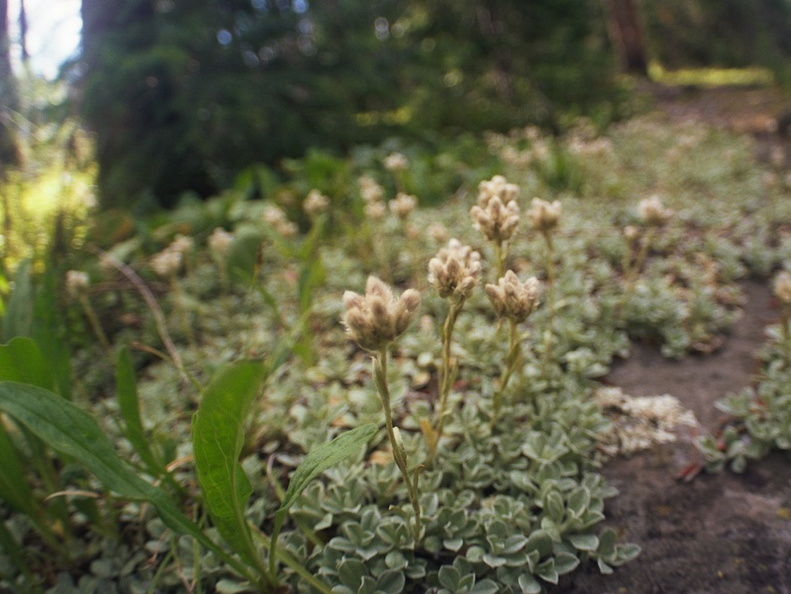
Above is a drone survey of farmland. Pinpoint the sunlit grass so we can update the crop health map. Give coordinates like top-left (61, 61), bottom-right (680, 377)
top-left (648, 63), bottom-right (775, 87)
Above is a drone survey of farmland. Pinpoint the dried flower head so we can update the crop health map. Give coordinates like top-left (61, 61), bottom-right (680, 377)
top-left (485, 271), bottom-right (540, 322)
top-left (262, 204), bottom-right (298, 237)
top-left (427, 222), bottom-right (449, 244)
top-left (343, 276), bottom-right (421, 352)
top-left (477, 175), bottom-right (520, 208)
top-left (358, 175), bottom-right (384, 204)
top-left (428, 239), bottom-right (482, 300)
top-left (303, 189), bottom-right (330, 217)
top-left (774, 271), bottom-right (791, 305)
top-left (637, 196), bottom-right (673, 226)
top-left (527, 198), bottom-right (561, 234)
top-left (364, 201), bottom-right (386, 220)
top-left (208, 227), bottom-right (234, 256)
top-left (151, 249), bottom-right (183, 279)
top-left (65, 270), bottom-right (90, 299)
top-left (471, 195), bottom-right (520, 243)
top-left (170, 234), bottom-right (194, 255)
top-left (383, 152), bottom-right (409, 172)
top-left (623, 225), bottom-right (640, 241)
top-left (389, 193), bottom-right (417, 220)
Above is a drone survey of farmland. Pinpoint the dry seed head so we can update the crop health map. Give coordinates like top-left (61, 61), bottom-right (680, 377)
top-left (623, 225), bottom-right (640, 241)
top-left (389, 193), bottom-right (418, 220)
top-left (471, 196), bottom-right (520, 243)
top-left (342, 276), bottom-right (421, 351)
top-left (637, 195), bottom-right (673, 226)
top-left (65, 270), bottom-right (90, 299)
top-left (208, 227), bottom-right (234, 256)
top-left (358, 175), bottom-right (384, 204)
top-left (485, 271), bottom-right (540, 322)
top-left (170, 234), bottom-right (194, 255)
top-left (303, 189), bottom-right (330, 217)
top-left (477, 174), bottom-right (520, 208)
top-left (427, 239), bottom-right (482, 300)
top-left (383, 152), bottom-right (409, 172)
top-left (151, 249), bottom-right (183, 278)
top-left (427, 222), bottom-right (449, 243)
top-left (774, 271), bottom-right (791, 305)
top-left (364, 201), bottom-right (386, 220)
top-left (527, 198), bottom-right (561, 234)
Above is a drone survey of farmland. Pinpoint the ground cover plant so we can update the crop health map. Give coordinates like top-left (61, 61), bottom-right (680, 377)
top-left (2, 106), bottom-right (791, 593)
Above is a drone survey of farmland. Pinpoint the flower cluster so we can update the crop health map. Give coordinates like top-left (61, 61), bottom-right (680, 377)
top-left (383, 152), bottom-right (409, 173)
top-left (527, 198), bottom-right (561, 235)
top-left (428, 239), bottom-right (482, 300)
top-left (263, 204), bottom-right (298, 237)
top-left (359, 175), bottom-right (386, 220)
top-left (303, 189), bottom-right (330, 217)
top-left (637, 195), bottom-right (674, 227)
top-left (65, 270), bottom-right (90, 299)
top-left (150, 249), bottom-right (183, 279)
top-left (485, 271), bottom-right (540, 323)
top-left (774, 270), bottom-right (791, 305)
top-left (342, 276), bottom-right (421, 352)
top-left (389, 192), bottom-right (417, 220)
top-left (208, 227), bottom-right (234, 256)
top-left (470, 175), bottom-right (521, 243)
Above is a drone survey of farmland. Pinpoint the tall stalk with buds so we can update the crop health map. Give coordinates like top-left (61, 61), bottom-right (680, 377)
top-left (424, 239), bottom-right (482, 458)
top-left (485, 271), bottom-right (540, 424)
top-left (527, 198), bottom-right (562, 376)
top-left (471, 175), bottom-right (520, 278)
top-left (342, 276), bottom-right (423, 540)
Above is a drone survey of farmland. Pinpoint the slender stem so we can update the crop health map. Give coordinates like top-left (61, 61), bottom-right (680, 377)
top-left (492, 318), bottom-right (522, 426)
top-left (429, 299), bottom-right (462, 457)
top-left (78, 295), bottom-right (113, 358)
top-left (541, 233), bottom-right (555, 376)
top-left (373, 349), bottom-right (422, 541)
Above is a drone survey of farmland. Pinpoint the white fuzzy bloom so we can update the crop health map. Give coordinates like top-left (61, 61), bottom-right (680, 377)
top-left (389, 193), bottom-right (417, 220)
top-left (637, 196), bottom-right (673, 226)
top-left (169, 234), bottom-right (194, 255)
top-left (208, 227), bottom-right (234, 256)
top-left (303, 189), bottom-right (330, 217)
top-left (151, 249), bottom-right (183, 278)
top-left (428, 239), bottom-right (482, 300)
top-left (527, 198), bottom-right (561, 234)
top-left (383, 152), bottom-right (409, 172)
top-left (485, 271), bottom-right (540, 322)
top-left (65, 270), bottom-right (90, 299)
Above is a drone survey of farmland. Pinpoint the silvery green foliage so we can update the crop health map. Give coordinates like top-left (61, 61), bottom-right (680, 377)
top-left (281, 369), bottom-right (637, 592)
top-left (699, 325), bottom-right (791, 473)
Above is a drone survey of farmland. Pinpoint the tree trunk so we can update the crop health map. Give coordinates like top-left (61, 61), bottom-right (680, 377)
top-left (0, 0), bottom-right (22, 170)
top-left (602, 0), bottom-right (649, 76)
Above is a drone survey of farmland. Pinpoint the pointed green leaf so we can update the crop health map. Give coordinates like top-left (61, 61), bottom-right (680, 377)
top-left (269, 424), bottom-right (376, 574)
top-left (192, 361), bottom-right (267, 572)
top-left (116, 347), bottom-right (163, 475)
top-left (0, 381), bottom-right (249, 579)
top-left (0, 337), bottom-right (53, 390)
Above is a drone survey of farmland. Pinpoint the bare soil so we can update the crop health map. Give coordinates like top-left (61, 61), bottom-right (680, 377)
top-left (563, 87), bottom-right (791, 594)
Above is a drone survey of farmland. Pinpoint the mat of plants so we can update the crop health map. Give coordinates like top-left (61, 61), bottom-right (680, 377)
top-left (1, 85), bottom-right (791, 593)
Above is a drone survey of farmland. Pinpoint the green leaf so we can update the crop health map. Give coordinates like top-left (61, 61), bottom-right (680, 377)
top-left (517, 573), bottom-right (542, 594)
top-left (115, 347), bottom-right (164, 476)
top-left (469, 579), bottom-right (500, 594)
top-left (568, 533), bottom-right (599, 552)
top-left (0, 337), bottom-right (53, 390)
top-left (554, 552), bottom-right (580, 575)
top-left (438, 566), bottom-right (460, 590)
top-left (1, 260), bottom-right (33, 341)
top-left (269, 424), bottom-right (377, 575)
top-left (0, 421), bottom-right (36, 514)
top-left (375, 569), bottom-right (405, 593)
top-left (191, 361), bottom-right (267, 575)
top-left (0, 381), bottom-right (253, 580)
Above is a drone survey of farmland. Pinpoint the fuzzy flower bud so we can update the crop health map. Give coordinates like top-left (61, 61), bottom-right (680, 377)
top-left (477, 175), bottom-right (520, 208)
top-left (389, 193), bottom-right (417, 220)
top-left (427, 222), bottom-right (449, 244)
top-left (774, 271), bottom-right (791, 305)
top-left (471, 195), bottom-right (520, 243)
top-left (364, 201), bottom-right (386, 220)
top-left (637, 196), bottom-right (674, 227)
top-left (65, 270), bottom-right (90, 299)
top-left (151, 249), bottom-right (183, 279)
top-left (623, 225), bottom-right (640, 241)
top-left (383, 152), bottom-right (409, 172)
top-left (303, 189), bottom-right (330, 217)
top-left (358, 175), bottom-right (384, 204)
top-left (262, 204), bottom-right (298, 237)
top-left (170, 234), bottom-right (194, 255)
top-left (343, 276), bottom-right (421, 352)
top-left (485, 271), bottom-right (540, 323)
top-left (428, 239), bottom-right (482, 300)
top-left (208, 227), bottom-right (234, 256)
top-left (527, 198), bottom-right (561, 235)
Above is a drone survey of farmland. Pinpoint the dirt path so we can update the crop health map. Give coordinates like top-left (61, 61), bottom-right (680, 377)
top-left (563, 280), bottom-right (791, 593)
top-left (561, 86), bottom-right (791, 593)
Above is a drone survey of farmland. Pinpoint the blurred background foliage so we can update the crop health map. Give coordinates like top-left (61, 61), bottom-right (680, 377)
top-left (2, 0), bottom-right (791, 214)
